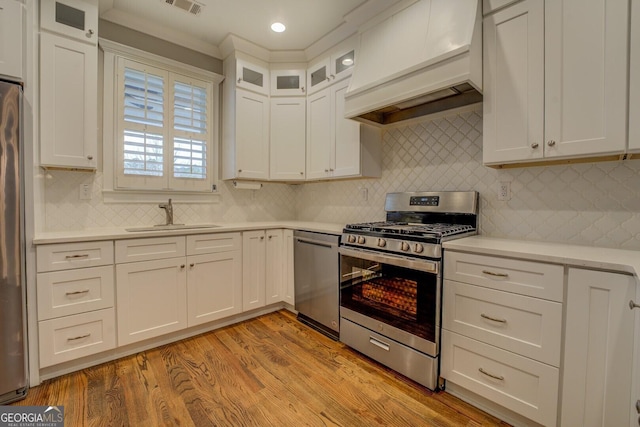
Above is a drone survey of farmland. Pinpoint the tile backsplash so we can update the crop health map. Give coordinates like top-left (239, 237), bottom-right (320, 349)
top-left (43, 105), bottom-right (640, 250)
top-left (296, 107), bottom-right (640, 250)
top-left (43, 172), bottom-right (297, 230)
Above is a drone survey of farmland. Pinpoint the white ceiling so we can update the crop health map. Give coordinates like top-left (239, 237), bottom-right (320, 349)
top-left (98, 0), bottom-right (397, 58)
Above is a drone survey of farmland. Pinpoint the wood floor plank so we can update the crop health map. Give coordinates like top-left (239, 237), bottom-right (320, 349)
top-left (14, 310), bottom-right (510, 426)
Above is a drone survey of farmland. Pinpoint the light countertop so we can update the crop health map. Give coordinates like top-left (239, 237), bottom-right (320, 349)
top-left (443, 236), bottom-right (640, 278)
top-left (33, 221), bottom-right (345, 244)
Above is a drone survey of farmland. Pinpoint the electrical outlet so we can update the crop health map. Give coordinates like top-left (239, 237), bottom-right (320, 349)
top-left (360, 187), bottom-right (368, 201)
top-left (79, 183), bottom-right (92, 200)
top-left (498, 181), bottom-right (511, 201)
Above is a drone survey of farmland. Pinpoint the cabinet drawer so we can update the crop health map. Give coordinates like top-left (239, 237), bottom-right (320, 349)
top-left (443, 280), bottom-right (562, 366)
top-left (37, 241), bottom-right (114, 272)
top-left (441, 330), bottom-right (559, 427)
top-left (39, 308), bottom-right (116, 368)
top-left (115, 236), bottom-right (185, 263)
top-left (37, 266), bottom-right (114, 320)
top-left (444, 251), bottom-right (564, 301)
top-left (186, 232), bottom-right (241, 255)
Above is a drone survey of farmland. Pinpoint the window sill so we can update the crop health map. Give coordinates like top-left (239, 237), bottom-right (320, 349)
top-left (102, 190), bottom-right (221, 204)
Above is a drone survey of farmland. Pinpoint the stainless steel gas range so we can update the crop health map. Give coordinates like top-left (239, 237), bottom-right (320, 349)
top-left (339, 191), bottom-right (478, 390)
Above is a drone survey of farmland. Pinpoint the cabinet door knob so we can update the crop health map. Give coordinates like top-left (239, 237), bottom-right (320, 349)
top-left (238, 169), bottom-right (242, 173)
top-left (531, 143), bottom-right (539, 149)
top-left (330, 74), bottom-right (335, 80)
top-left (86, 29), bottom-right (94, 38)
top-left (324, 169), bottom-right (329, 173)
top-left (260, 236), bottom-right (264, 240)
top-left (329, 168), bottom-right (334, 172)
top-left (180, 264), bottom-right (185, 269)
top-left (300, 171), bottom-right (304, 175)
top-left (301, 87), bottom-right (305, 93)
top-left (87, 155), bottom-right (94, 160)
top-left (547, 140), bottom-right (556, 147)
top-left (630, 300), bottom-right (640, 310)
top-left (237, 78), bottom-right (242, 84)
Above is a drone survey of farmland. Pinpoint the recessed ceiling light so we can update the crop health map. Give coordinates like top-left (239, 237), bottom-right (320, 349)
top-left (342, 58), bottom-right (354, 66)
top-left (271, 22), bottom-right (286, 33)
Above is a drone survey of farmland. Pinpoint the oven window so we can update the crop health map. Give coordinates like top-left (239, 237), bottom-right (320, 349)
top-left (340, 254), bottom-right (438, 342)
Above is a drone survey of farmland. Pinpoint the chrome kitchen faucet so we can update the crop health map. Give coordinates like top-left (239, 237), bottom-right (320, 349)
top-left (159, 198), bottom-right (174, 225)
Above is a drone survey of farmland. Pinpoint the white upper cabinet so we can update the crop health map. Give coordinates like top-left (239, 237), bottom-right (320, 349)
top-left (40, 0), bottom-right (98, 45)
top-left (40, 31), bottom-right (97, 169)
top-left (270, 97), bottom-right (306, 180)
top-left (0, 0), bottom-right (24, 81)
top-left (306, 79), bottom-right (381, 180)
top-left (630, 0), bottom-right (640, 153)
top-left (235, 57), bottom-right (269, 96)
top-left (544, 0), bottom-right (627, 159)
top-left (222, 54), bottom-right (270, 180)
top-left (270, 69), bottom-right (306, 96)
top-left (306, 47), bottom-right (356, 95)
top-left (484, 0), bottom-right (629, 166)
top-left (483, 0), bottom-right (544, 164)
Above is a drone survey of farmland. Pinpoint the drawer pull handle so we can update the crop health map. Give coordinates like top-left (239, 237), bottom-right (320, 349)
top-left (482, 270), bottom-right (509, 278)
top-left (65, 254), bottom-right (90, 259)
top-left (481, 313), bottom-right (507, 323)
top-left (67, 334), bottom-right (91, 341)
top-left (478, 368), bottom-right (504, 381)
top-left (65, 289), bottom-right (90, 296)
top-left (369, 337), bottom-right (390, 352)
top-left (630, 300), bottom-right (640, 310)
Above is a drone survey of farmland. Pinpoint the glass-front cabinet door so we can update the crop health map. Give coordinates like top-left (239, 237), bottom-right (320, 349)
top-left (270, 69), bottom-right (306, 96)
top-left (332, 48), bottom-right (355, 81)
top-left (306, 57), bottom-right (331, 95)
top-left (236, 58), bottom-right (269, 96)
top-left (40, 0), bottom-right (98, 45)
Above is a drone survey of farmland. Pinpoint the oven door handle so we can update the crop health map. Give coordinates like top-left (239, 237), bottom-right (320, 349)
top-left (339, 247), bottom-right (439, 274)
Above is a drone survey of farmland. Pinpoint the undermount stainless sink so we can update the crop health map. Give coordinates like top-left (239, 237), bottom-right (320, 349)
top-left (125, 224), bottom-right (221, 232)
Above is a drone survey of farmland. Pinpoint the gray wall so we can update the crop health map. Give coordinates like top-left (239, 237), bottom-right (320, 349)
top-left (99, 20), bottom-right (223, 73)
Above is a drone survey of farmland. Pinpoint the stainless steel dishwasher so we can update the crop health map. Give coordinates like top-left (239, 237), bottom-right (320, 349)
top-left (294, 230), bottom-right (340, 339)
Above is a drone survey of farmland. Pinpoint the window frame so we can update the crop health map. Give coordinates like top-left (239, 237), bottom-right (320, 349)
top-left (101, 39), bottom-right (224, 203)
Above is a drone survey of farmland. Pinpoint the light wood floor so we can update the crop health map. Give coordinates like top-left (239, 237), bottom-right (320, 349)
top-left (14, 310), bottom-right (510, 426)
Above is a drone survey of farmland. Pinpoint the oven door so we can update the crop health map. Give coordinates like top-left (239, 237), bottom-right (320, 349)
top-left (339, 246), bottom-right (441, 356)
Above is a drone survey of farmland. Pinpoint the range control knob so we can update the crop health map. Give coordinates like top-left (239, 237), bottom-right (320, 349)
top-left (377, 238), bottom-right (387, 248)
top-left (347, 235), bottom-right (357, 243)
top-left (414, 243), bottom-right (424, 254)
top-left (400, 242), bottom-right (410, 252)
top-left (357, 236), bottom-right (366, 244)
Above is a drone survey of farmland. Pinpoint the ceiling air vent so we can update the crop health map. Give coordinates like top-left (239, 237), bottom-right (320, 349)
top-left (164, 0), bottom-right (204, 16)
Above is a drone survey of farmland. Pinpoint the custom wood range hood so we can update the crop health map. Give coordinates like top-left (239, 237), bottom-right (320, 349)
top-left (344, 0), bottom-right (482, 127)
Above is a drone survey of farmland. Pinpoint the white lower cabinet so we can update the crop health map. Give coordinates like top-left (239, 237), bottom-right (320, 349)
top-left (442, 250), bottom-right (563, 426)
top-left (242, 230), bottom-right (267, 310)
top-left (561, 268), bottom-right (636, 427)
top-left (243, 229), bottom-right (289, 310)
top-left (116, 234), bottom-right (243, 344)
top-left (36, 241), bottom-right (116, 368)
top-left (441, 330), bottom-right (559, 427)
top-left (39, 308), bottom-right (116, 368)
top-left (265, 229), bottom-right (284, 305)
top-left (116, 257), bottom-right (188, 346)
top-left (186, 233), bottom-right (242, 327)
top-left (282, 229), bottom-right (295, 306)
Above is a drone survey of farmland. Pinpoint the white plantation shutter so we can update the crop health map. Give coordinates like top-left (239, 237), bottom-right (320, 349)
top-left (115, 58), bottom-right (214, 192)
top-left (170, 75), bottom-right (212, 191)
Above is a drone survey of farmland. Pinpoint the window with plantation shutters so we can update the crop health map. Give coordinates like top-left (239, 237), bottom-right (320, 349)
top-left (114, 57), bottom-right (214, 192)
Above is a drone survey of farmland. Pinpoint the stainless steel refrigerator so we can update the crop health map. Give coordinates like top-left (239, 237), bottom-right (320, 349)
top-left (0, 80), bottom-right (28, 404)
